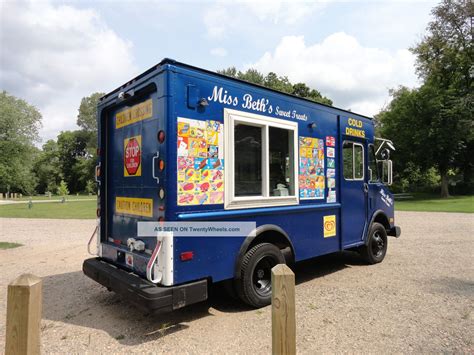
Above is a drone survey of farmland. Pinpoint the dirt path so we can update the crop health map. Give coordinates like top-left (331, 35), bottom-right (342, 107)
top-left (0, 212), bottom-right (472, 353)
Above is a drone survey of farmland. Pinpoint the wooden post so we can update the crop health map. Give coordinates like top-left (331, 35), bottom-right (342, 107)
top-left (5, 274), bottom-right (42, 355)
top-left (271, 264), bottom-right (296, 355)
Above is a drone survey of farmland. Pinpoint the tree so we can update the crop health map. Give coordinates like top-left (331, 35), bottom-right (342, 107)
top-left (76, 92), bottom-right (104, 134)
top-left (57, 130), bottom-right (95, 193)
top-left (0, 91), bottom-right (42, 194)
top-left (217, 68), bottom-right (332, 105)
top-left (378, 86), bottom-right (444, 191)
top-left (379, 0), bottom-right (473, 197)
top-left (33, 140), bottom-right (62, 194)
top-left (409, 0), bottom-right (473, 197)
top-left (57, 180), bottom-right (69, 196)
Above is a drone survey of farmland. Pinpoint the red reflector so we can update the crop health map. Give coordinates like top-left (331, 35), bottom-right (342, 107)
top-left (180, 251), bottom-right (194, 261)
top-left (158, 216), bottom-right (165, 222)
top-left (158, 130), bottom-right (165, 143)
top-left (113, 239), bottom-right (121, 245)
top-left (159, 159), bottom-right (165, 171)
top-left (159, 206), bottom-right (165, 211)
top-left (96, 208), bottom-right (100, 217)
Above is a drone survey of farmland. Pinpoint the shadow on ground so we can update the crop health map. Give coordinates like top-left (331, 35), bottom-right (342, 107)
top-left (42, 251), bottom-right (365, 345)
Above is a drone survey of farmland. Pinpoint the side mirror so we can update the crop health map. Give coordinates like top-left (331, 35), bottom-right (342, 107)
top-left (377, 160), bottom-right (393, 185)
top-left (380, 148), bottom-right (390, 160)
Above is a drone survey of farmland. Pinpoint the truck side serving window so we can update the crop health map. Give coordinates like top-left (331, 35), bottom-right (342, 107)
top-left (368, 144), bottom-right (379, 182)
top-left (224, 109), bottom-right (298, 209)
top-left (235, 124), bottom-right (262, 196)
top-left (343, 141), bottom-right (364, 180)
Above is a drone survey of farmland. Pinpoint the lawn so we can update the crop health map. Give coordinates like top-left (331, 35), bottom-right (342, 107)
top-left (0, 194), bottom-right (472, 219)
top-left (396, 194), bottom-right (473, 213)
top-left (3, 194), bottom-right (95, 201)
top-left (0, 242), bottom-right (23, 249)
top-left (0, 200), bottom-right (96, 219)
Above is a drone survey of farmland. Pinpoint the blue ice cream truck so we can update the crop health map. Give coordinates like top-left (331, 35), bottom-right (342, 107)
top-left (83, 59), bottom-right (401, 312)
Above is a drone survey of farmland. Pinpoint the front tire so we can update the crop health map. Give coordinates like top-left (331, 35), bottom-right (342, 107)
top-left (237, 243), bottom-right (285, 308)
top-left (360, 222), bottom-right (388, 264)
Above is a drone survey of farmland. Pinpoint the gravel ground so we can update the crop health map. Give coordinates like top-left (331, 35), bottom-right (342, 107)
top-left (0, 212), bottom-right (472, 353)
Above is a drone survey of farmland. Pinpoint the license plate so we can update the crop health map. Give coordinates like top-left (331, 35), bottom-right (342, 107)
top-left (125, 253), bottom-right (134, 267)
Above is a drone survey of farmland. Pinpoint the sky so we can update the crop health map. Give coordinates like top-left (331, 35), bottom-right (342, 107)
top-left (0, 0), bottom-right (438, 144)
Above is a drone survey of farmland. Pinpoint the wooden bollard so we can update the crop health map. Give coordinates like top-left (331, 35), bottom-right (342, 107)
top-left (5, 274), bottom-right (42, 355)
top-left (271, 264), bottom-right (296, 355)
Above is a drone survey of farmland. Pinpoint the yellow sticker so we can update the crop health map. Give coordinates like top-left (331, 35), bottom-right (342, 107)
top-left (323, 215), bottom-right (336, 238)
top-left (116, 197), bottom-right (153, 217)
top-left (124, 135), bottom-right (142, 177)
top-left (116, 99), bottom-right (153, 129)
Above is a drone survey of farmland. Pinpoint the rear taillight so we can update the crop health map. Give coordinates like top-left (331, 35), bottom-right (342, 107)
top-left (159, 159), bottom-right (165, 171)
top-left (180, 251), bottom-right (194, 261)
top-left (158, 130), bottom-right (165, 144)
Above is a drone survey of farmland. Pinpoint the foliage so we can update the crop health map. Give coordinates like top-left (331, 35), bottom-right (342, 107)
top-left (85, 179), bottom-right (96, 194)
top-left (0, 91), bottom-right (42, 194)
top-left (57, 180), bottom-right (69, 196)
top-left (76, 92), bottom-right (104, 134)
top-left (379, 0), bottom-right (473, 197)
top-left (33, 140), bottom-right (62, 194)
top-left (218, 67), bottom-right (333, 105)
top-left (57, 130), bottom-right (95, 193)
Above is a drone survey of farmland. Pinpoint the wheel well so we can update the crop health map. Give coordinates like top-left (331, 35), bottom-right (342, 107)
top-left (373, 212), bottom-right (390, 231)
top-left (247, 230), bottom-right (294, 263)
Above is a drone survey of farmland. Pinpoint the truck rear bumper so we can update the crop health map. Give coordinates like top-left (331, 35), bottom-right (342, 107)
top-left (83, 258), bottom-right (208, 313)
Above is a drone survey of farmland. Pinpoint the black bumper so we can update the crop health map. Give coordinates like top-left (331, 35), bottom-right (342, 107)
top-left (83, 258), bottom-right (208, 313)
top-left (388, 226), bottom-right (401, 238)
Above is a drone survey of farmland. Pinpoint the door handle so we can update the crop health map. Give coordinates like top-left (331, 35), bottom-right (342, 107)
top-left (152, 152), bottom-right (160, 184)
top-left (363, 183), bottom-right (369, 193)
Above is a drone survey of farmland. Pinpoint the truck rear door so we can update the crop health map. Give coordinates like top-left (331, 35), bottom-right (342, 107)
top-left (104, 91), bottom-right (161, 259)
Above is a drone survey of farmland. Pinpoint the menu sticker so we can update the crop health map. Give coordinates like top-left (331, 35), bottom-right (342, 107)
top-left (177, 118), bottom-right (224, 205)
top-left (299, 136), bottom-right (325, 200)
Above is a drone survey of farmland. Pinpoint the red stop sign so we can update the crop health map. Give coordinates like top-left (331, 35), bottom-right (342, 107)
top-left (124, 138), bottom-right (141, 175)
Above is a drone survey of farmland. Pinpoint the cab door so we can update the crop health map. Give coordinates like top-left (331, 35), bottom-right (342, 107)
top-left (340, 138), bottom-right (368, 247)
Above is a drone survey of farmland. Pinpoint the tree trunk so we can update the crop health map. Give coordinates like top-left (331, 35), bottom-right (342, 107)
top-left (440, 171), bottom-right (450, 198)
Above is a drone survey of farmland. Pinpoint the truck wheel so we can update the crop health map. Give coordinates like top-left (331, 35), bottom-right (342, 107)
top-left (360, 222), bottom-right (388, 264)
top-left (238, 243), bottom-right (285, 308)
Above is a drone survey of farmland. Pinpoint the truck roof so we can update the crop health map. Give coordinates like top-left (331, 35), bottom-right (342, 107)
top-left (100, 58), bottom-right (373, 120)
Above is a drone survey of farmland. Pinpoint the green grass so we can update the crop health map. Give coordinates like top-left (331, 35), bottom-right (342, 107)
top-left (4, 194), bottom-right (95, 202)
top-left (0, 242), bottom-right (23, 249)
top-left (0, 200), bottom-right (96, 219)
top-left (396, 194), bottom-right (473, 213)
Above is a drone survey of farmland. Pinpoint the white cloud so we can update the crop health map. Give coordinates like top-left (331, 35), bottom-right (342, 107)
top-left (248, 33), bottom-right (419, 116)
top-left (240, 0), bottom-right (329, 25)
top-left (210, 47), bottom-right (228, 57)
top-left (203, 6), bottom-right (230, 39)
top-left (0, 1), bottom-right (138, 143)
top-left (203, 0), bottom-right (330, 39)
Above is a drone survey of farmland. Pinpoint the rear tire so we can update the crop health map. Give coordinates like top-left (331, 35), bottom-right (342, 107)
top-left (360, 222), bottom-right (388, 264)
top-left (237, 243), bottom-right (285, 308)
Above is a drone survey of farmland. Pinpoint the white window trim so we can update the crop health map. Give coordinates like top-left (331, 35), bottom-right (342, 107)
top-left (343, 141), bottom-right (365, 181)
top-left (224, 108), bottom-right (299, 210)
